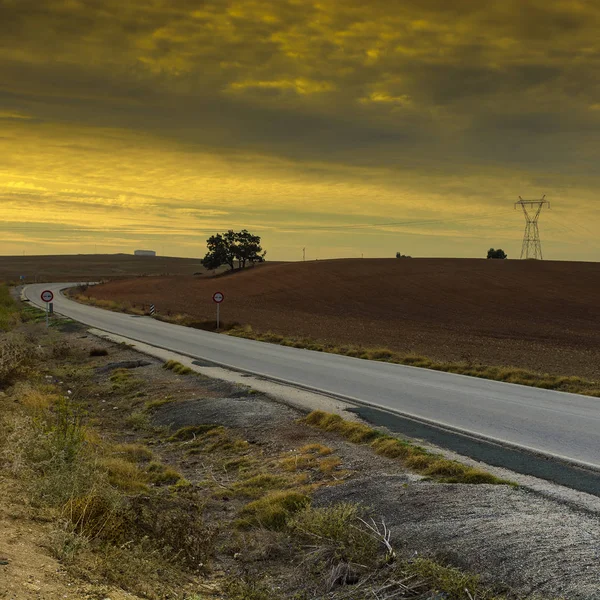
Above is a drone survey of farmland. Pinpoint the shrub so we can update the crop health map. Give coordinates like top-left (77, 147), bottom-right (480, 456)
top-left (123, 491), bottom-right (217, 570)
top-left (487, 248), bottom-right (507, 259)
top-left (0, 333), bottom-right (36, 385)
top-left (289, 503), bottom-right (380, 569)
top-left (0, 285), bottom-right (20, 331)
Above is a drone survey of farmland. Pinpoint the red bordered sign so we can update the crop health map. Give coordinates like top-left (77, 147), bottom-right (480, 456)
top-left (41, 290), bottom-right (54, 303)
top-left (212, 292), bottom-right (224, 303)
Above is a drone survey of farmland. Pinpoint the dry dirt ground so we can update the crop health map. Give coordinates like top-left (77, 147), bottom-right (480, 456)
top-left (82, 258), bottom-right (600, 380)
top-left (0, 254), bottom-right (209, 283)
top-left (2, 322), bottom-right (600, 599)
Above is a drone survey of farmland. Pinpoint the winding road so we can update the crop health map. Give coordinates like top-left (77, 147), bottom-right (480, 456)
top-left (24, 282), bottom-right (600, 473)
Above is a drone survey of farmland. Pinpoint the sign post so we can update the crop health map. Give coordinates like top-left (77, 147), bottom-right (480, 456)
top-left (40, 290), bottom-right (54, 327)
top-left (212, 291), bottom-right (224, 331)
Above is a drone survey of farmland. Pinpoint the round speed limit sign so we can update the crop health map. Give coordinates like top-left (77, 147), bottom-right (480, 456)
top-left (41, 290), bottom-right (54, 303)
top-left (212, 291), bottom-right (224, 303)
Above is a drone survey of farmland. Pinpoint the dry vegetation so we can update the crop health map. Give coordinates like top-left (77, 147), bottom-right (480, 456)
top-left (0, 283), bottom-right (551, 599)
top-left (304, 411), bottom-right (512, 485)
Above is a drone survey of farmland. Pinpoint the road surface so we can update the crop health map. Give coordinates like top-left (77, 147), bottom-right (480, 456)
top-left (25, 283), bottom-right (600, 471)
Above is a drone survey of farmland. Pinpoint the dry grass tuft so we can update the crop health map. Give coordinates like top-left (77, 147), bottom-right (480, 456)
top-left (232, 473), bottom-right (291, 498)
top-left (163, 360), bottom-right (194, 375)
top-left (169, 424), bottom-right (221, 441)
top-left (289, 503), bottom-right (380, 570)
top-left (299, 443), bottom-right (333, 456)
top-left (185, 426), bottom-right (249, 455)
top-left (112, 442), bottom-right (153, 462)
top-left (99, 457), bottom-right (149, 492)
top-left (146, 461), bottom-right (183, 485)
top-left (305, 411), bottom-right (511, 486)
top-left (239, 490), bottom-right (310, 530)
top-left (305, 410), bottom-right (381, 443)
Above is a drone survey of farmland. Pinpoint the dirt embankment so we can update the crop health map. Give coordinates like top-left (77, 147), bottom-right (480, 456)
top-left (83, 258), bottom-right (600, 379)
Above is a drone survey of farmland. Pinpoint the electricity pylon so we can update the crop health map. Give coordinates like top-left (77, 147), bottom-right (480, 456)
top-left (515, 195), bottom-right (550, 259)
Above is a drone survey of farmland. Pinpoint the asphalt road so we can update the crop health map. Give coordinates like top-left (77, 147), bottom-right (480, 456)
top-left (25, 283), bottom-right (600, 472)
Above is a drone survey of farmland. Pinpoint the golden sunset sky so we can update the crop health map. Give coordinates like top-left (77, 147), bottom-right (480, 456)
top-left (1, 0), bottom-right (599, 260)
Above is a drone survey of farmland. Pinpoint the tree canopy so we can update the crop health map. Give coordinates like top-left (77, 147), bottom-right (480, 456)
top-left (202, 229), bottom-right (266, 271)
top-left (487, 248), bottom-right (507, 259)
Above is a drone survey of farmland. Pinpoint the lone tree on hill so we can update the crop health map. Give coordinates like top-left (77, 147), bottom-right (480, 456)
top-left (487, 248), bottom-right (507, 259)
top-left (202, 229), bottom-right (266, 271)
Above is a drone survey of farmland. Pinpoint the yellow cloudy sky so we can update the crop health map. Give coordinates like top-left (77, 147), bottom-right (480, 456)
top-left (1, 0), bottom-right (599, 260)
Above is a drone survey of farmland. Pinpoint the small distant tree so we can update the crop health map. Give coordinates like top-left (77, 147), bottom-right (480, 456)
top-left (202, 230), bottom-right (266, 271)
top-left (395, 251), bottom-right (412, 258)
top-left (487, 248), bottom-right (507, 259)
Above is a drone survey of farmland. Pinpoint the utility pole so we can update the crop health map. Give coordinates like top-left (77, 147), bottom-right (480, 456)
top-left (302, 247), bottom-right (306, 261)
top-left (515, 195), bottom-right (550, 259)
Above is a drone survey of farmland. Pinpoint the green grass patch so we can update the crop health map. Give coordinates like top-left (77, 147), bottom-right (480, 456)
top-left (305, 411), bottom-right (511, 486)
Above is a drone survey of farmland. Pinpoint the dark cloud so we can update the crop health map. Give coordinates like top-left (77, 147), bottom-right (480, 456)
top-left (1, 0), bottom-right (600, 260)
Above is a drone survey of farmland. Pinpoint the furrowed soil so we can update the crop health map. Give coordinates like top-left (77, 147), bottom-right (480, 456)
top-left (82, 258), bottom-right (600, 380)
top-left (0, 254), bottom-right (210, 283)
top-left (2, 319), bottom-right (600, 599)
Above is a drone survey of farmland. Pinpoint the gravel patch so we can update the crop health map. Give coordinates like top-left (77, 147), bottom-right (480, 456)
top-left (315, 475), bottom-right (600, 599)
top-left (153, 396), bottom-right (301, 434)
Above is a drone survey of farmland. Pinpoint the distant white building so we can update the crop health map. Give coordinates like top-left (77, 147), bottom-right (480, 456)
top-left (134, 249), bottom-right (156, 257)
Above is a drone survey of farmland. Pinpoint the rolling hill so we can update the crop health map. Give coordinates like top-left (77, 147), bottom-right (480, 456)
top-left (78, 258), bottom-right (600, 379)
top-left (0, 254), bottom-right (206, 282)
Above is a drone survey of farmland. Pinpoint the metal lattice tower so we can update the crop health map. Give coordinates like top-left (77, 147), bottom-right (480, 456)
top-left (515, 195), bottom-right (550, 259)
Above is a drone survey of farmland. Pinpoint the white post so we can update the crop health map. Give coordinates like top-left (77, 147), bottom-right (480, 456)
top-left (216, 303), bottom-right (220, 331)
top-left (45, 302), bottom-right (49, 327)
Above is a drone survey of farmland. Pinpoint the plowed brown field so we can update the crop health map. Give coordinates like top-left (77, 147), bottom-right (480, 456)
top-left (0, 254), bottom-right (207, 283)
top-left (82, 258), bottom-right (600, 379)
